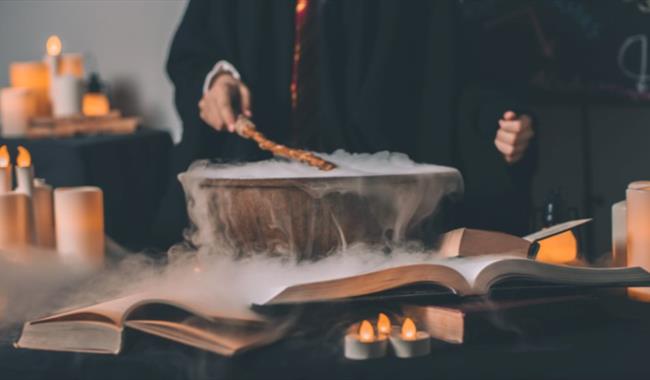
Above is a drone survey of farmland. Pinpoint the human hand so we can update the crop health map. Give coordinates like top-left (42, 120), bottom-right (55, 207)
top-left (198, 73), bottom-right (252, 132)
top-left (494, 111), bottom-right (534, 164)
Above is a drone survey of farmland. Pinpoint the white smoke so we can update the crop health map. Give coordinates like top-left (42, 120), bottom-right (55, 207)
top-left (186, 150), bottom-right (458, 179)
top-left (0, 150), bottom-right (464, 338)
top-left (180, 150), bottom-right (463, 260)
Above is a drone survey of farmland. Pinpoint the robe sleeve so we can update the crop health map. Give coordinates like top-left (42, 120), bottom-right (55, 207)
top-left (166, 0), bottom-right (220, 143)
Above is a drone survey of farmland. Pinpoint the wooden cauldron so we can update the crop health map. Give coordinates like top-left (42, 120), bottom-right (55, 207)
top-left (179, 168), bottom-right (462, 261)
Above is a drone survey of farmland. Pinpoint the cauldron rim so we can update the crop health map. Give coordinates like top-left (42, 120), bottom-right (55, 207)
top-left (179, 170), bottom-right (462, 189)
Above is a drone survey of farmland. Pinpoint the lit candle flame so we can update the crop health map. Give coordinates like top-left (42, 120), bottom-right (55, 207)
top-left (401, 318), bottom-right (417, 341)
top-left (377, 313), bottom-right (391, 335)
top-left (46, 35), bottom-right (62, 57)
top-left (296, 0), bottom-right (308, 14)
top-left (16, 146), bottom-right (31, 168)
top-left (0, 146), bottom-right (9, 167)
top-left (359, 320), bottom-right (375, 343)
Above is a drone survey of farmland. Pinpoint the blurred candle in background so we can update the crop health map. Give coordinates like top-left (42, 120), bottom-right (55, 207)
top-left (45, 35), bottom-right (82, 117)
top-left (51, 75), bottom-right (81, 117)
top-left (0, 192), bottom-right (30, 253)
top-left (0, 146), bottom-right (12, 194)
top-left (82, 73), bottom-right (110, 116)
top-left (33, 179), bottom-right (55, 249)
top-left (54, 187), bottom-right (104, 270)
top-left (9, 61), bottom-right (50, 116)
top-left (626, 181), bottom-right (650, 301)
top-left (59, 53), bottom-right (84, 79)
top-left (0, 88), bottom-right (37, 137)
top-left (535, 192), bottom-right (578, 264)
top-left (536, 231), bottom-right (578, 264)
top-left (15, 146), bottom-right (36, 246)
top-left (44, 35), bottom-right (62, 81)
top-left (15, 146), bottom-right (34, 197)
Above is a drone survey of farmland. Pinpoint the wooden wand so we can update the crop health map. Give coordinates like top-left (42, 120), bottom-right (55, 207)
top-left (234, 116), bottom-right (337, 171)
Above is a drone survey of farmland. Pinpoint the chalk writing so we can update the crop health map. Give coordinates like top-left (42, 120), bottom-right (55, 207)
top-left (618, 34), bottom-right (649, 93)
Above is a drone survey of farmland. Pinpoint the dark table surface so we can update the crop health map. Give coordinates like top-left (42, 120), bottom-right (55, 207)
top-left (2, 295), bottom-right (650, 380)
top-left (0, 129), bottom-right (173, 250)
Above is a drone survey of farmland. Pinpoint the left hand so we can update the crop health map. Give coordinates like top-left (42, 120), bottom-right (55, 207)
top-left (494, 111), bottom-right (534, 164)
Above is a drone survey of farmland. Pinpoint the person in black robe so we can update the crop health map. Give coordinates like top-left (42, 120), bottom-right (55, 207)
top-left (153, 0), bottom-right (536, 249)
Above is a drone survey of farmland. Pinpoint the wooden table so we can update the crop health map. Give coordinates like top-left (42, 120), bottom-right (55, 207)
top-left (1, 295), bottom-right (650, 380)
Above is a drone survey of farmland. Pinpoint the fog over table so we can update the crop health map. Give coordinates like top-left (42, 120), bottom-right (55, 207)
top-left (179, 151), bottom-right (463, 261)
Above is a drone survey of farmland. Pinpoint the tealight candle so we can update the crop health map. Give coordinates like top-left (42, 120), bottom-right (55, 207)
top-left (389, 318), bottom-right (431, 358)
top-left (0, 146), bottom-right (12, 194)
top-left (344, 320), bottom-right (388, 360)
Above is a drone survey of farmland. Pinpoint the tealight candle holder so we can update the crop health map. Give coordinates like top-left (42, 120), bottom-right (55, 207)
top-left (344, 320), bottom-right (388, 360)
top-left (389, 318), bottom-right (431, 358)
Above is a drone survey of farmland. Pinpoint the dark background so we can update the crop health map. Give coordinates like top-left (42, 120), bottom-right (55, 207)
top-left (461, 0), bottom-right (650, 97)
top-left (459, 0), bottom-right (650, 258)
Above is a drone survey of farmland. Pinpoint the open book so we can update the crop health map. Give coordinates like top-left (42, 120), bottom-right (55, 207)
top-left (15, 290), bottom-right (290, 356)
top-left (256, 255), bottom-right (650, 305)
top-left (436, 219), bottom-right (592, 258)
top-left (402, 295), bottom-right (603, 344)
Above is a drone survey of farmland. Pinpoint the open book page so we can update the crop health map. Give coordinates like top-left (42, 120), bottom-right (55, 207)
top-left (16, 288), bottom-right (269, 355)
top-left (523, 219), bottom-right (591, 243)
top-left (28, 293), bottom-right (145, 327)
top-left (257, 254), bottom-right (650, 305)
top-left (257, 255), bottom-right (513, 305)
top-left (29, 285), bottom-right (265, 328)
top-left (474, 258), bottom-right (650, 293)
top-left (126, 316), bottom-right (292, 357)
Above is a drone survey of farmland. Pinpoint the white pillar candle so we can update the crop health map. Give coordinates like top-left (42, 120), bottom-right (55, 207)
top-left (54, 186), bottom-right (104, 269)
top-left (626, 181), bottom-right (650, 301)
top-left (14, 146), bottom-right (36, 245)
top-left (0, 192), bottom-right (30, 252)
top-left (344, 320), bottom-right (388, 360)
top-left (51, 75), bottom-right (81, 117)
top-left (388, 318), bottom-right (431, 358)
top-left (59, 53), bottom-right (84, 79)
top-left (0, 146), bottom-right (12, 194)
top-left (33, 179), bottom-right (55, 248)
top-left (0, 87), bottom-right (37, 137)
top-left (44, 35), bottom-right (62, 89)
top-left (15, 147), bottom-right (34, 197)
top-left (612, 200), bottom-right (627, 267)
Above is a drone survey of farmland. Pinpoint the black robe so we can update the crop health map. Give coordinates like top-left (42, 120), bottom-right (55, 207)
top-left (154, 0), bottom-right (536, 248)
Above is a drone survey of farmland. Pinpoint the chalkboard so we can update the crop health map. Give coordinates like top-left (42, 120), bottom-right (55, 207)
top-left (460, 0), bottom-right (650, 101)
